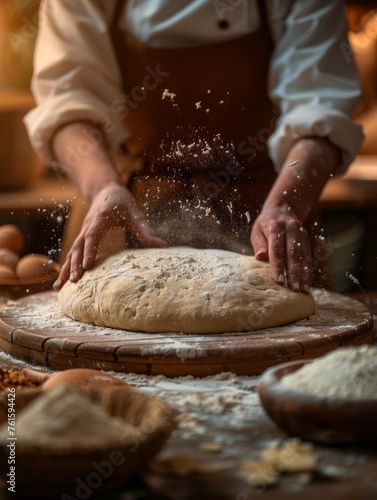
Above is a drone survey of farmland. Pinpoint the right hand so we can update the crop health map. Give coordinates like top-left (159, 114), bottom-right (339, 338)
top-left (54, 183), bottom-right (166, 290)
top-left (251, 206), bottom-right (312, 294)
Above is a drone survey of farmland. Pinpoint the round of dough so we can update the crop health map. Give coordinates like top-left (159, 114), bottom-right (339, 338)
top-left (58, 247), bottom-right (315, 334)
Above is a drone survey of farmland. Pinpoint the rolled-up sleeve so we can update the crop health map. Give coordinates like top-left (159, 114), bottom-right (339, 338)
top-left (24, 0), bottom-right (127, 165)
top-left (268, 0), bottom-right (364, 174)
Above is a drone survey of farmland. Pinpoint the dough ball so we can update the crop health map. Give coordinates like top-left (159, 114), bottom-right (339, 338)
top-left (59, 247), bottom-right (315, 334)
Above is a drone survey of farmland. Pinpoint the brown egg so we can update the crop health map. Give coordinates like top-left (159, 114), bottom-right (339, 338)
top-left (0, 224), bottom-right (24, 253)
top-left (15, 254), bottom-right (57, 280)
top-left (0, 248), bottom-right (19, 270)
top-left (0, 264), bottom-right (16, 280)
top-left (42, 368), bottom-right (131, 390)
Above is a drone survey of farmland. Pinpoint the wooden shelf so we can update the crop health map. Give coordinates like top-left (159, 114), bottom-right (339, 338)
top-left (320, 155), bottom-right (377, 208)
top-left (0, 173), bottom-right (79, 215)
top-left (0, 89), bottom-right (35, 112)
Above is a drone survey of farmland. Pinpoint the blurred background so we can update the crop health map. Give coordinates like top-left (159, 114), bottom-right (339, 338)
top-left (0, 0), bottom-right (376, 293)
top-left (0, 0), bottom-right (72, 261)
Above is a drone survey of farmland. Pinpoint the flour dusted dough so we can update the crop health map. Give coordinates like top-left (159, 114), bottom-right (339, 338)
top-left (58, 247), bottom-right (315, 334)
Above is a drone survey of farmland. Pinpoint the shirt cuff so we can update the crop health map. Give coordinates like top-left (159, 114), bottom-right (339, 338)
top-left (24, 91), bottom-right (127, 166)
top-left (268, 106), bottom-right (365, 175)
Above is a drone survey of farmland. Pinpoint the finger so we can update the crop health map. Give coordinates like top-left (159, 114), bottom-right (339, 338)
top-left (136, 234), bottom-right (168, 248)
top-left (136, 228), bottom-right (167, 248)
top-left (68, 239), bottom-right (85, 282)
top-left (285, 235), bottom-right (302, 293)
top-left (128, 210), bottom-right (167, 248)
top-left (300, 258), bottom-right (312, 294)
top-left (267, 223), bottom-right (286, 285)
top-left (82, 222), bottom-right (108, 270)
top-left (250, 225), bottom-right (268, 260)
top-left (299, 238), bottom-right (312, 294)
top-left (53, 254), bottom-right (72, 290)
top-left (285, 222), bottom-right (312, 293)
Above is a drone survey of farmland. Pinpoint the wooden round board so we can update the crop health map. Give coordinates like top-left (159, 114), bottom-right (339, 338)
top-left (0, 289), bottom-right (373, 377)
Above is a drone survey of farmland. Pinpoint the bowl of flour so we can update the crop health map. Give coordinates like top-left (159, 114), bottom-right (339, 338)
top-left (257, 345), bottom-right (377, 445)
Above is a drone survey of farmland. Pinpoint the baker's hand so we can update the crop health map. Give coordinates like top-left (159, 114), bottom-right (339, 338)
top-left (250, 207), bottom-right (312, 294)
top-left (54, 183), bottom-right (166, 290)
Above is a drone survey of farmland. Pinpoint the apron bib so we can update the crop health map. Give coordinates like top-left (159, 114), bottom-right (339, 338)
top-left (111, 0), bottom-right (278, 252)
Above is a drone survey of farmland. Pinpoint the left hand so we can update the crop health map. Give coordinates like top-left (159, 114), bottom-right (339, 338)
top-left (251, 206), bottom-right (312, 294)
top-left (53, 183), bottom-right (166, 291)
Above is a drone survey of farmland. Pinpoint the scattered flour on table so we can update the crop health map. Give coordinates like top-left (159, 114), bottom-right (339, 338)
top-left (109, 371), bottom-right (265, 442)
top-left (281, 345), bottom-right (377, 399)
top-left (1, 297), bottom-right (141, 336)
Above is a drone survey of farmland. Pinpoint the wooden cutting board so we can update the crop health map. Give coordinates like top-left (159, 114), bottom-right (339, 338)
top-left (0, 289), bottom-right (373, 377)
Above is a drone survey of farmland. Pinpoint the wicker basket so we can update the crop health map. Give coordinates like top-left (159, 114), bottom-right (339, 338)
top-left (0, 386), bottom-right (177, 497)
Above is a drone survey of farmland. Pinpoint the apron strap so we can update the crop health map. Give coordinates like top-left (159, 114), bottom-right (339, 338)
top-left (111, 0), bottom-right (126, 33)
top-left (256, 0), bottom-right (270, 33)
top-left (110, 0), bottom-right (127, 154)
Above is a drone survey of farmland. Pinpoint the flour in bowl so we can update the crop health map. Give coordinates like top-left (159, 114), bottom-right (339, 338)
top-left (281, 345), bottom-right (377, 399)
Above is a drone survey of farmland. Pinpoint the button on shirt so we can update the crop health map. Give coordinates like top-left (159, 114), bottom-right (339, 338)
top-left (25, 0), bottom-right (364, 173)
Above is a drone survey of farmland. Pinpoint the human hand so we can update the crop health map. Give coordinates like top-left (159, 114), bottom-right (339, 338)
top-left (54, 183), bottom-right (166, 290)
top-left (250, 207), bottom-right (312, 294)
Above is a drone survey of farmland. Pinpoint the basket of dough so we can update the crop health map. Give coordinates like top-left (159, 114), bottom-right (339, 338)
top-left (0, 383), bottom-right (177, 497)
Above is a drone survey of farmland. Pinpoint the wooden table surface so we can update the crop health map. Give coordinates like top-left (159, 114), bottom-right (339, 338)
top-left (0, 293), bottom-right (376, 500)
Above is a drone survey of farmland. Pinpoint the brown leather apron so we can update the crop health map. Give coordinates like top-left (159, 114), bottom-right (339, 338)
top-left (111, 0), bottom-right (278, 252)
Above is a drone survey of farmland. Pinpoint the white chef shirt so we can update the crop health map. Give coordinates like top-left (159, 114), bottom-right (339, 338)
top-left (25, 0), bottom-right (364, 173)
